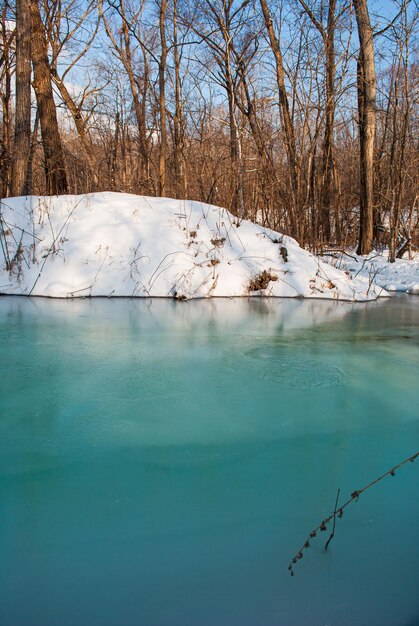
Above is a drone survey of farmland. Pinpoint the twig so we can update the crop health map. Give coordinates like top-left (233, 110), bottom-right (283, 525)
top-left (325, 488), bottom-right (340, 551)
top-left (147, 250), bottom-right (196, 291)
top-left (28, 196), bottom-right (85, 296)
top-left (367, 265), bottom-right (382, 296)
top-left (321, 249), bottom-right (359, 261)
top-left (67, 285), bottom-right (92, 297)
top-left (0, 213), bottom-right (11, 269)
top-left (288, 451), bottom-right (419, 576)
top-left (0, 218), bottom-right (43, 242)
top-left (353, 254), bottom-right (380, 278)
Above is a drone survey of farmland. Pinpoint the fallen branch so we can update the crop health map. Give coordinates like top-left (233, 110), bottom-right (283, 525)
top-left (288, 451), bottom-right (419, 576)
top-left (321, 249), bottom-right (359, 261)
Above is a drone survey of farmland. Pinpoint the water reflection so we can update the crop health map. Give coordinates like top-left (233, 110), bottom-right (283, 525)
top-left (1, 294), bottom-right (360, 331)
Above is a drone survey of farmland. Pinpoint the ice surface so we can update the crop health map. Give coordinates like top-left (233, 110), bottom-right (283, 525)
top-left (0, 295), bottom-right (418, 626)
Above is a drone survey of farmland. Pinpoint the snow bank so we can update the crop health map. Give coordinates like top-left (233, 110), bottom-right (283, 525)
top-left (0, 193), bottom-right (385, 301)
top-left (323, 249), bottom-right (419, 295)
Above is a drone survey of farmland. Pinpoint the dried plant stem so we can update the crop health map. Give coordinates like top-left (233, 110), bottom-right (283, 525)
top-left (325, 488), bottom-right (340, 551)
top-left (288, 451), bottom-right (419, 576)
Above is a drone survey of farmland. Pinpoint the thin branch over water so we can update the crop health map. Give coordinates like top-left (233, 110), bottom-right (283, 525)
top-left (288, 451), bottom-right (419, 576)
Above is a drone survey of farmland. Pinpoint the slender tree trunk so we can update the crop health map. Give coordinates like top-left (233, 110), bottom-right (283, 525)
top-left (259, 0), bottom-right (300, 237)
top-left (110, 111), bottom-right (120, 190)
top-left (30, 0), bottom-right (67, 195)
top-left (99, 1), bottom-right (150, 191)
top-left (224, 58), bottom-right (244, 217)
top-left (158, 0), bottom-right (168, 197)
top-left (354, 0), bottom-right (376, 255)
top-left (297, 0), bottom-right (337, 243)
top-left (120, 13), bottom-right (149, 189)
top-left (0, 61), bottom-right (12, 198)
top-left (0, 82), bottom-right (11, 198)
top-left (388, 8), bottom-right (411, 263)
top-left (26, 110), bottom-right (39, 195)
top-left (389, 73), bottom-right (408, 263)
top-left (139, 44), bottom-right (151, 189)
top-left (173, 0), bottom-right (186, 197)
top-left (236, 68), bottom-right (279, 225)
top-left (320, 0), bottom-right (337, 242)
top-left (0, 4), bottom-right (12, 198)
top-left (11, 0), bottom-right (32, 197)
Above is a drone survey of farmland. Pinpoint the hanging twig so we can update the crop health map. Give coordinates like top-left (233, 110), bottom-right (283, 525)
top-left (325, 488), bottom-right (340, 551)
top-left (288, 451), bottom-right (419, 576)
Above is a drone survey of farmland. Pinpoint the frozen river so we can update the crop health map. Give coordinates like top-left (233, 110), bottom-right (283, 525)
top-left (0, 295), bottom-right (418, 625)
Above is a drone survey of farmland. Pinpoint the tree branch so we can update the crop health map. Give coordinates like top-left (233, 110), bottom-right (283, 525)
top-left (288, 451), bottom-right (419, 576)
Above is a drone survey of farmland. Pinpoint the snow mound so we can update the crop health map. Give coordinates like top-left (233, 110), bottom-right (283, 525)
top-left (0, 193), bottom-right (385, 301)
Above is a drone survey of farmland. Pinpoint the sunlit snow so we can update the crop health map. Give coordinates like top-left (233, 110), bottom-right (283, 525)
top-left (0, 192), bottom-right (387, 300)
top-left (324, 249), bottom-right (419, 295)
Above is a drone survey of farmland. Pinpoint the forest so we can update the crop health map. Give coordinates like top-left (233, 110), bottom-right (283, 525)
top-left (0, 0), bottom-right (417, 257)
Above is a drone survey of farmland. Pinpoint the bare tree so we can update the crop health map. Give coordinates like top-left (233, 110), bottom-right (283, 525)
top-left (11, 0), bottom-right (31, 196)
top-left (99, 0), bottom-right (153, 193)
top-left (158, 0), bottom-right (168, 196)
top-left (43, 0), bottom-right (100, 188)
top-left (353, 0), bottom-right (376, 255)
top-left (171, 0), bottom-right (187, 197)
top-left (296, 0), bottom-right (345, 242)
top-left (0, 2), bottom-right (15, 197)
top-left (0, 0), bottom-right (414, 259)
top-left (30, 0), bottom-right (68, 194)
top-left (385, 3), bottom-right (417, 262)
top-left (183, 0), bottom-right (256, 216)
top-left (259, 0), bottom-right (300, 237)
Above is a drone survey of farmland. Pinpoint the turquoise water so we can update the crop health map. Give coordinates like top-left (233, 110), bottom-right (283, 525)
top-left (0, 296), bottom-right (418, 626)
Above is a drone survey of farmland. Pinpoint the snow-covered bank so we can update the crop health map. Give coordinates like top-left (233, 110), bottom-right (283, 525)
top-left (322, 249), bottom-right (419, 295)
top-left (0, 193), bottom-right (385, 301)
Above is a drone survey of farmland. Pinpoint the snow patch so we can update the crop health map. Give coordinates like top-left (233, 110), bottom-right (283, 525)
top-left (322, 249), bottom-right (419, 295)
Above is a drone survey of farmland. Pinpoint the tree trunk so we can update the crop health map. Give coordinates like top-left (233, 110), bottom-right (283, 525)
top-left (26, 110), bottom-right (39, 195)
top-left (259, 0), bottom-right (300, 237)
top-left (354, 0), bottom-right (376, 255)
top-left (120, 13), bottom-right (149, 190)
top-left (0, 82), bottom-right (11, 198)
top-left (320, 0), bottom-right (337, 243)
top-left (99, 1), bottom-right (151, 191)
top-left (11, 0), bottom-right (32, 197)
top-left (297, 0), bottom-right (337, 243)
top-left (110, 111), bottom-right (120, 190)
top-left (158, 0), bottom-right (168, 197)
top-left (30, 0), bottom-right (68, 195)
top-left (224, 58), bottom-right (244, 217)
top-left (172, 0), bottom-right (186, 197)
top-left (0, 2), bottom-right (13, 198)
